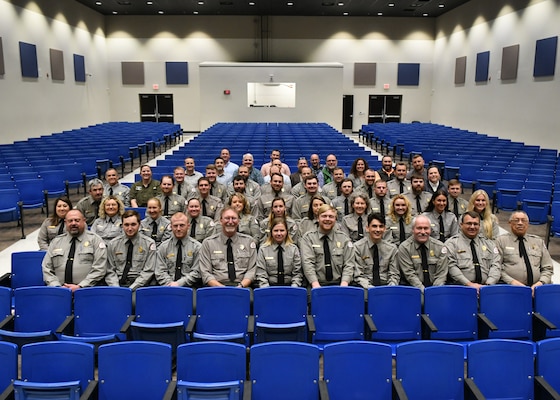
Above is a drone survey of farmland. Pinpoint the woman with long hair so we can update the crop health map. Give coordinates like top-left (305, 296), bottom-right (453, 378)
top-left (385, 194), bottom-right (413, 245)
top-left (341, 193), bottom-right (371, 242)
top-left (467, 189), bottom-right (500, 240)
top-left (140, 197), bottom-right (171, 246)
top-left (298, 194), bottom-right (341, 236)
top-left (91, 195), bottom-right (125, 244)
top-left (37, 196), bottom-right (73, 250)
top-left (348, 157), bottom-right (370, 187)
top-left (422, 190), bottom-right (458, 242)
top-left (227, 193), bottom-right (260, 238)
top-left (259, 197), bottom-right (299, 244)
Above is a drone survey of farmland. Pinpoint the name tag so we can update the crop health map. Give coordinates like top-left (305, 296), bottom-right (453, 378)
top-left (265, 257), bottom-right (274, 260)
top-left (213, 250), bottom-right (223, 254)
top-left (412, 255), bottom-right (420, 259)
top-left (312, 245), bottom-right (321, 248)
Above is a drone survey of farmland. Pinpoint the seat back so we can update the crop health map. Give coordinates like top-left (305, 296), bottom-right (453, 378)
top-left (13, 286), bottom-right (72, 332)
top-left (253, 286), bottom-right (307, 343)
top-left (423, 286), bottom-right (478, 341)
top-left (0, 341), bottom-right (18, 394)
top-left (536, 338), bottom-right (560, 396)
top-left (98, 341), bottom-right (173, 400)
top-left (323, 341), bottom-right (392, 400)
top-left (11, 251), bottom-right (47, 289)
top-left (534, 284), bottom-right (560, 339)
top-left (479, 285), bottom-right (532, 339)
top-left (310, 286), bottom-right (365, 345)
top-left (250, 342), bottom-right (320, 400)
top-left (0, 189), bottom-right (22, 223)
top-left (176, 342), bottom-right (246, 400)
top-left (135, 286), bottom-right (193, 324)
top-left (396, 341), bottom-right (465, 400)
top-left (0, 287), bottom-right (11, 320)
top-left (467, 339), bottom-right (534, 399)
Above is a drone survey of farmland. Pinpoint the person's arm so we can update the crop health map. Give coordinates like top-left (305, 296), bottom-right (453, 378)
top-left (300, 234), bottom-right (320, 287)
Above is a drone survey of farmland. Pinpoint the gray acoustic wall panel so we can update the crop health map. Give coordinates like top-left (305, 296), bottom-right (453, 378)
top-left (501, 44), bottom-right (520, 80)
top-left (49, 49), bottom-right (65, 81)
top-left (122, 61), bottom-right (145, 85)
top-left (354, 63), bottom-right (376, 86)
top-left (0, 37), bottom-right (4, 75)
top-left (455, 56), bottom-right (467, 84)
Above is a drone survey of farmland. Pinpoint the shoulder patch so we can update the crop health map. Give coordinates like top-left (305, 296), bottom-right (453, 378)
top-left (150, 243), bottom-right (157, 251)
top-left (250, 242), bottom-right (256, 249)
top-left (493, 247), bottom-right (498, 254)
top-left (99, 242), bottom-right (106, 249)
top-left (441, 246), bottom-right (447, 254)
top-left (347, 242), bottom-right (353, 248)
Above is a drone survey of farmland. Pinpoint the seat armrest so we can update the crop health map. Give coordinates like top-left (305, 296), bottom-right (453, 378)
top-left (477, 312), bottom-right (498, 331)
top-left (0, 315), bottom-right (14, 330)
top-left (0, 273), bottom-right (10, 287)
top-left (421, 313), bottom-right (438, 333)
top-left (56, 315), bottom-right (75, 335)
top-left (0, 383), bottom-right (14, 400)
top-left (247, 315), bottom-right (254, 334)
top-left (306, 314), bottom-right (316, 333)
top-left (535, 376), bottom-right (560, 400)
top-left (161, 380), bottom-right (176, 400)
top-left (464, 377), bottom-right (485, 400)
top-left (392, 378), bottom-right (408, 400)
top-left (242, 380), bottom-right (252, 400)
top-left (319, 379), bottom-right (330, 400)
top-left (185, 315), bottom-right (197, 334)
top-left (364, 314), bottom-right (377, 332)
top-left (533, 312), bottom-right (557, 330)
top-left (79, 380), bottom-right (98, 400)
top-left (119, 314), bottom-right (136, 333)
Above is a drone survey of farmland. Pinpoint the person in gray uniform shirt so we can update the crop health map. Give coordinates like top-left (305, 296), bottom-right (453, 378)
top-left (368, 179), bottom-right (391, 218)
top-left (496, 210), bottom-right (554, 295)
top-left (91, 195), bottom-right (125, 244)
top-left (387, 162), bottom-right (411, 198)
top-left (173, 166), bottom-right (191, 198)
top-left (229, 167), bottom-right (262, 199)
top-left (292, 174), bottom-right (321, 221)
top-left (156, 175), bottom-right (186, 218)
top-left (140, 198), bottom-right (171, 247)
top-left (300, 204), bottom-right (355, 287)
top-left (105, 210), bottom-right (156, 289)
top-left (187, 177), bottom-right (224, 222)
top-left (199, 207), bottom-right (258, 288)
top-left (185, 198), bottom-right (216, 243)
top-left (322, 167), bottom-right (345, 200)
top-left (356, 168), bottom-right (381, 200)
top-left (446, 211), bottom-right (501, 291)
top-left (103, 168), bottom-right (130, 206)
top-left (406, 174), bottom-right (431, 216)
top-left (331, 178), bottom-right (355, 222)
top-left (75, 178), bottom-right (104, 226)
top-left (155, 212), bottom-right (202, 287)
top-left (227, 175), bottom-right (258, 210)
top-left (259, 197), bottom-right (300, 245)
top-left (254, 173), bottom-right (293, 221)
top-left (257, 217), bottom-right (303, 287)
top-left (206, 164), bottom-right (229, 204)
top-left (385, 194), bottom-right (414, 246)
top-left (130, 165), bottom-right (161, 208)
top-left (183, 157), bottom-right (204, 189)
top-left (290, 166), bottom-right (313, 198)
top-left (38, 196), bottom-right (72, 250)
top-left (422, 190), bottom-right (458, 243)
top-left (397, 215), bottom-right (449, 291)
top-left (341, 193), bottom-right (370, 243)
top-left (406, 154), bottom-right (428, 182)
top-left (447, 179), bottom-right (469, 219)
top-left (42, 209), bottom-right (107, 291)
top-left (353, 213), bottom-right (399, 288)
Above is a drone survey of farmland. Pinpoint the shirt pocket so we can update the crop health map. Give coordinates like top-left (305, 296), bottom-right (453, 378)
top-left (77, 247), bottom-right (94, 263)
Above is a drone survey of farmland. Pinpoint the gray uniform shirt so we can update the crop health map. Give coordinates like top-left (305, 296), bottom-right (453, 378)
top-left (397, 236), bottom-right (449, 290)
top-left (38, 218), bottom-right (65, 250)
top-left (447, 196), bottom-right (469, 218)
top-left (369, 196), bottom-right (391, 218)
top-left (340, 213), bottom-right (368, 243)
top-left (140, 216), bottom-right (171, 246)
top-left (187, 193), bottom-right (223, 222)
top-left (259, 217), bottom-right (300, 245)
top-left (406, 192), bottom-right (432, 216)
top-left (496, 232), bottom-right (554, 285)
top-left (387, 179), bottom-right (411, 197)
top-left (300, 229), bottom-right (355, 286)
top-left (155, 236), bottom-right (202, 287)
top-left (422, 210), bottom-right (459, 242)
top-left (446, 231), bottom-right (501, 285)
top-left (199, 232), bottom-right (257, 285)
top-left (42, 230), bottom-right (107, 287)
top-left (187, 215), bottom-right (216, 243)
top-left (331, 195), bottom-right (352, 221)
top-left (103, 183), bottom-right (130, 206)
top-left (90, 217), bottom-right (123, 244)
top-left (254, 191), bottom-right (294, 221)
top-left (105, 233), bottom-right (157, 289)
top-left (75, 195), bottom-right (100, 226)
top-left (353, 236), bottom-right (399, 288)
top-left (385, 216), bottom-right (413, 246)
top-left (156, 194), bottom-right (186, 218)
top-left (256, 242), bottom-right (303, 287)
top-left (210, 181), bottom-right (229, 204)
top-left (321, 182), bottom-right (340, 200)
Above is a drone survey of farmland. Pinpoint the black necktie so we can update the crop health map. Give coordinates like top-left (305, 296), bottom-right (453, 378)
top-left (120, 239), bottom-right (133, 285)
top-left (470, 239), bottom-right (482, 284)
top-left (399, 180), bottom-right (404, 194)
top-left (344, 198), bottom-right (349, 215)
top-left (202, 199), bottom-right (208, 216)
top-left (175, 240), bottom-right (183, 281)
top-left (336, 185), bottom-right (341, 197)
top-left (416, 195), bottom-right (422, 214)
top-left (379, 199), bottom-right (385, 216)
top-left (399, 217), bottom-right (406, 243)
top-left (420, 244), bottom-right (431, 287)
top-left (357, 216), bottom-right (364, 239)
top-left (190, 218), bottom-right (197, 238)
top-left (64, 237), bottom-right (77, 284)
top-left (518, 237), bottom-right (534, 286)
top-left (178, 184), bottom-right (182, 195)
top-left (372, 243), bottom-right (381, 286)
top-left (453, 198), bottom-right (459, 218)
top-left (57, 221), bottom-right (64, 235)
top-left (151, 221), bottom-right (158, 240)
top-left (109, 187), bottom-right (114, 196)
top-left (322, 235), bottom-right (333, 281)
top-left (368, 186), bottom-right (373, 199)
top-left (226, 238), bottom-right (236, 282)
top-left (94, 202), bottom-right (100, 219)
top-left (277, 246), bottom-right (285, 285)
top-left (438, 215), bottom-right (445, 242)
top-left (164, 197), bottom-right (170, 216)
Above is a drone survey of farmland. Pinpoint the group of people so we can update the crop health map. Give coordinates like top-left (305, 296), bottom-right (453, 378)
top-left (39, 149), bottom-right (554, 293)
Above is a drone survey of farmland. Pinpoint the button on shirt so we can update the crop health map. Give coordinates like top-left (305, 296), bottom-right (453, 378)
top-left (155, 236), bottom-right (202, 287)
top-left (397, 236), bottom-right (449, 290)
top-left (256, 242), bottom-right (303, 287)
top-left (105, 234), bottom-right (157, 289)
top-left (353, 236), bottom-right (399, 288)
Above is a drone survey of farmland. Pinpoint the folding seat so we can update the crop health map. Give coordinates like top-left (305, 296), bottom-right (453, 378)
top-left (0, 251), bottom-right (46, 307)
top-left (13, 178), bottom-right (47, 212)
top-left (495, 179), bottom-right (524, 211)
top-left (474, 170), bottom-right (501, 197)
top-left (13, 341), bottom-right (97, 400)
top-left (517, 188), bottom-right (551, 224)
top-left (323, 341), bottom-right (392, 400)
top-left (176, 342), bottom-right (247, 399)
top-left (458, 163), bottom-right (481, 192)
top-left (0, 341), bottom-right (18, 398)
top-left (533, 284), bottom-right (560, 341)
top-left (248, 342), bottom-right (323, 400)
top-left (127, 286), bottom-right (194, 352)
top-left (97, 341), bottom-right (175, 400)
top-left (535, 338), bottom-right (560, 399)
top-left (253, 286), bottom-right (308, 343)
top-left (465, 339), bottom-right (534, 399)
top-left (0, 188), bottom-right (25, 239)
top-left (39, 170), bottom-right (67, 206)
top-left (187, 287), bottom-right (252, 346)
top-left (394, 341), bottom-right (465, 400)
top-left (551, 201), bottom-right (560, 236)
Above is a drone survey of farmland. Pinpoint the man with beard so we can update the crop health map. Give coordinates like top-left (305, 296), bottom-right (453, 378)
top-left (406, 174), bottom-right (431, 216)
top-left (387, 162), bottom-right (411, 197)
top-left (377, 155), bottom-right (395, 182)
top-left (75, 178), bottom-right (104, 226)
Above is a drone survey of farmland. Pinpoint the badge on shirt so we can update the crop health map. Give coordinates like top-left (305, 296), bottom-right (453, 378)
top-left (312, 244), bottom-right (321, 248)
top-left (336, 242), bottom-right (341, 248)
top-left (250, 242), bottom-right (256, 249)
top-left (265, 257), bottom-right (274, 260)
top-left (430, 249), bottom-right (435, 256)
top-left (240, 245), bottom-right (245, 250)
top-left (412, 255), bottom-right (420, 259)
top-left (99, 242), bottom-right (106, 249)
top-left (187, 250), bottom-right (193, 257)
top-left (174, 201), bottom-right (178, 205)
top-left (167, 253), bottom-right (175, 258)
top-left (482, 245), bottom-right (487, 252)
top-left (84, 241), bottom-right (90, 247)
top-left (440, 247), bottom-right (447, 254)
top-left (138, 246), bottom-right (144, 253)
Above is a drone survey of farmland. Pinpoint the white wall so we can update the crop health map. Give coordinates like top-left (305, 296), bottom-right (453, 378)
top-left (0, 0), bottom-right (110, 144)
top-left (432, 0), bottom-right (560, 149)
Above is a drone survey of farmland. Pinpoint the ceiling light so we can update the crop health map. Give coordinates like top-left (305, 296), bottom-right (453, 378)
top-left (377, 12), bottom-right (383, 15)
top-left (438, 3), bottom-right (445, 7)
top-left (343, 11), bottom-right (348, 15)
top-left (158, 10), bottom-right (164, 14)
top-left (198, 1), bottom-right (204, 4)
top-left (422, 13), bottom-right (428, 16)
top-left (337, 2), bottom-right (344, 5)
top-left (193, 11), bottom-right (199, 14)
top-left (388, 3), bottom-right (395, 6)
top-left (146, 1), bottom-right (153, 4)
top-left (112, 11), bottom-right (117, 14)
top-left (95, 1), bottom-right (102, 5)
top-left (287, 2), bottom-right (294, 6)
top-left (249, 1), bottom-right (255, 5)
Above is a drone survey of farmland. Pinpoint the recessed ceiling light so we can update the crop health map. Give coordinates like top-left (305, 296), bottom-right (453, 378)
top-left (95, 1), bottom-right (102, 5)
top-left (388, 3), bottom-right (395, 6)
top-left (377, 12), bottom-right (383, 15)
top-left (146, 1), bottom-right (153, 4)
top-left (287, 2), bottom-right (294, 6)
top-left (343, 11), bottom-right (348, 15)
top-left (158, 10), bottom-right (164, 14)
top-left (423, 13), bottom-right (428, 16)
top-left (249, 1), bottom-right (255, 5)
top-left (193, 11), bottom-right (199, 14)
top-left (438, 3), bottom-right (444, 7)
top-left (198, 1), bottom-right (204, 4)
top-left (112, 10), bottom-right (117, 14)
top-left (337, 2), bottom-right (344, 5)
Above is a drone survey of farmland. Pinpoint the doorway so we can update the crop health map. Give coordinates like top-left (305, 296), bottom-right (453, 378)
top-left (368, 95), bottom-right (402, 123)
top-left (139, 94), bottom-right (174, 123)
top-left (342, 95), bottom-right (354, 130)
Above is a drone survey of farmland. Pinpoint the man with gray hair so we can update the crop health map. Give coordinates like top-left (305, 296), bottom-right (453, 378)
top-left (75, 178), bottom-right (105, 226)
top-left (241, 153), bottom-right (264, 185)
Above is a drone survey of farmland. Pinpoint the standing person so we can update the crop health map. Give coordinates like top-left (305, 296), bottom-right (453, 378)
top-left (205, 164), bottom-right (229, 204)
top-left (228, 175), bottom-right (258, 210)
top-left (91, 195), bottom-right (125, 244)
top-left (322, 167), bottom-right (345, 200)
top-left (300, 204), bottom-right (355, 287)
top-left (347, 157), bottom-right (370, 188)
top-left (406, 154), bottom-right (428, 181)
top-left (357, 169), bottom-right (381, 200)
top-left (309, 153), bottom-right (324, 186)
top-left (232, 166), bottom-right (262, 198)
top-left (259, 197), bottom-right (300, 245)
top-left (291, 166), bottom-right (313, 198)
top-left (42, 210), bottom-right (107, 291)
top-left (188, 177), bottom-right (224, 221)
top-left (353, 213), bottom-right (399, 287)
top-left (105, 210), bottom-right (156, 289)
top-left (140, 198), bottom-right (171, 247)
top-left (387, 162), bottom-right (411, 197)
top-left (331, 178), bottom-right (355, 221)
top-left (321, 154), bottom-right (338, 185)
top-left (397, 215), bottom-right (449, 290)
top-left (103, 168), bottom-right (130, 206)
top-left (446, 211), bottom-right (501, 291)
top-left (496, 211), bottom-right (553, 294)
top-left (467, 189), bottom-right (500, 240)
top-left (156, 175), bottom-right (186, 218)
top-left (292, 174), bottom-right (321, 220)
top-left (341, 193), bottom-right (370, 242)
top-left (422, 190), bottom-right (458, 243)
top-left (185, 198), bottom-right (215, 243)
top-left (75, 178), bottom-right (104, 226)
top-left (240, 153), bottom-right (265, 185)
top-left (183, 157), bottom-right (204, 188)
top-left (378, 155), bottom-right (395, 182)
top-left (220, 148), bottom-right (238, 177)
top-left (38, 196), bottom-right (72, 250)
top-left (199, 207), bottom-right (257, 288)
top-left (215, 156), bottom-right (233, 186)
top-left (447, 179), bottom-right (469, 219)
top-left (256, 217), bottom-right (303, 287)
top-left (385, 194), bottom-right (413, 246)
top-left (260, 149), bottom-right (291, 177)
top-left (130, 164), bottom-right (161, 207)
top-left (155, 212), bottom-right (202, 287)
top-left (254, 173), bottom-right (293, 221)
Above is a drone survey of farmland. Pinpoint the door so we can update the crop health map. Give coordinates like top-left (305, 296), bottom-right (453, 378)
top-left (139, 94), bottom-right (174, 123)
top-left (368, 95), bottom-right (402, 123)
top-left (342, 95), bottom-right (354, 130)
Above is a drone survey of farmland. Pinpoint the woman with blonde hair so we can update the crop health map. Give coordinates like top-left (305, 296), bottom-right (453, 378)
top-left (385, 194), bottom-right (413, 245)
top-left (91, 195), bottom-right (125, 244)
top-left (227, 192), bottom-right (260, 238)
top-left (467, 189), bottom-right (500, 240)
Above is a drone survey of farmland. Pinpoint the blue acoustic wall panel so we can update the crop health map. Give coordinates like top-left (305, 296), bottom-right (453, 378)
top-left (166, 62), bottom-right (188, 84)
top-left (534, 36), bottom-right (557, 77)
top-left (397, 63), bottom-right (420, 86)
top-left (475, 51), bottom-right (490, 82)
top-left (19, 41), bottom-right (38, 78)
top-left (74, 54), bottom-right (86, 82)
